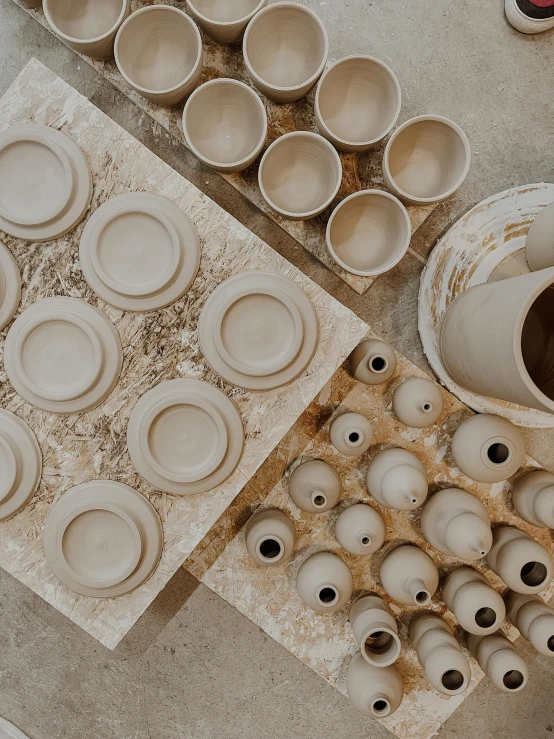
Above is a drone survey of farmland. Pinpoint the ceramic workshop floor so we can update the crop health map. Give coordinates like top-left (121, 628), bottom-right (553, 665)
top-left (1, 1), bottom-right (554, 737)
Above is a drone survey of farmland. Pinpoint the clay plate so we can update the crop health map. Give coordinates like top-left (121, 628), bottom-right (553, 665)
top-left (0, 409), bottom-right (42, 522)
top-left (0, 241), bottom-right (21, 330)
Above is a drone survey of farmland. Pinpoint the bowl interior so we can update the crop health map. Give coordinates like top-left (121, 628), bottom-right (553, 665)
top-left (521, 283), bottom-right (554, 402)
top-left (47, 0), bottom-right (125, 40)
top-left (190, 0), bottom-right (262, 22)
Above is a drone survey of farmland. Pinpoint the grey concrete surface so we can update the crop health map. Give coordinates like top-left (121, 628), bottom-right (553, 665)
top-left (0, 0), bottom-right (554, 737)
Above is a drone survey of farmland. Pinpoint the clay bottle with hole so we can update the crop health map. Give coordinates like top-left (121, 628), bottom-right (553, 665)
top-left (380, 545), bottom-right (439, 606)
top-left (451, 414), bottom-right (525, 483)
top-left (335, 503), bottom-right (386, 555)
top-left (392, 377), bottom-right (445, 428)
top-left (330, 412), bottom-right (373, 456)
top-left (512, 470), bottom-right (554, 528)
top-left (366, 447), bottom-right (428, 511)
top-left (349, 594), bottom-right (401, 667)
top-left (420, 488), bottom-right (493, 561)
top-left (409, 611), bottom-right (471, 696)
top-left (296, 551), bottom-right (353, 613)
top-left (467, 632), bottom-right (528, 693)
top-left (245, 509), bottom-right (296, 567)
top-left (505, 591), bottom-right (554, 657)
top-left (486, 525), bottom-right (554, 594)
top-left (441, 567), bottom-right (506, 635)
top-left (288, 459), bottom-right (341, 513)
top-left (346, 653), bottom-right (404, 718)
top-left (350, 338), bottom-right (397, 385)
top-left (525, 202), bottom-right (554, 271)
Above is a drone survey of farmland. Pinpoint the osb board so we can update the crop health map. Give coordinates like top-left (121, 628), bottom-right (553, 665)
top-left (185, 347), bottom-right (554, 739)
top-left (0, 59), bottom-right (369, 650)
top-left (419, 183), bottom-right (554, 429)
top-left (12, 0), bottom-right (436, 295)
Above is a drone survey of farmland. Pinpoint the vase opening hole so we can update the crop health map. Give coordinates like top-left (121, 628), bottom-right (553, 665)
top-left (371, 699), bottom-right (390, 717)
top-left (317, 586), bottom-right (338, 606)
top-left (475, 606), bottom-right (497, 629)
top-left (348, 432), bottom-right (360, 444)
top-left (441, 669), bottom-right (465, 692)
top-left (520, 560), bottom-right (548, 587)
top-left (521, 284), bottom-right (554, 402)
top-left (365, 630), bottom-right (393, 656)
top-left (360, 535), bottom-right (371, 546)
top-left (312, 493), bottom-right (327, 508)
top-left (503, 670), bottom-right (525, 690)
top-left (258, 538), bottom-right (282, 561)
top-left (369, 356), bottom-right (387, 373)
top-left (422, 402), bottom-right (433, 413)
top-left (487, 442), bottom-right (510, 465)
top-left (415, 589), bottom-right (430, 605)
top-left (547, 635), bottom-right (554, 652)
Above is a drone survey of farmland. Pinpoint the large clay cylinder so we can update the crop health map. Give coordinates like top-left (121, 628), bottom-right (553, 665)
top-left (440, 268), bottom-right (554, 414)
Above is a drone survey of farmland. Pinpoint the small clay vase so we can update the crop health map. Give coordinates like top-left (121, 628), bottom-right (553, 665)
top-left (486, 525), bottom-right (554, 594)
top-left (392, 377), bottom-right (445, 428)
top-left (350, 338), bottom-right (397, 386)
top-left (366, 447), bottom-right (428, 511)
top-left (505, 590), bottom-right (554, 657)
top-left (420, 488), bottom-right (493, 561)
top-left (245, 508), bottom-right (296, 567)
top-left (441, 567), bottom-right (506, 635)
top-left (296, 551), bottom-right (353, 614)
top-left (288, 459), bottom-right (341, 513)
top-left (329, 412), bottom-right (373, 457)
top-left (525, 202), bottom-right (554, 272)
top-left (512, 470), bottom-right (554, 528)
top-left (409, 611), bottom-right (471, 696)
top-left (451, 414), bottom-right (525, 483)
top-left (349, 595), bottom-right (401, 667)
top-left (186, 0), bottom-right (268, 45)
top-left (346, 653), bottom-right (404, 718)
top-left (467, 632), bottom-right (528, 692)
top-left (380, 545), bottom-right (439, 606)
top-left (335, 504), bottom-right (386, 555)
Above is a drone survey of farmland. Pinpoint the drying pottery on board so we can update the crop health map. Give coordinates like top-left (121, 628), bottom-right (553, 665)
top-left (295, 551), bottom-right (353, 614)
top-left (380, 544), bottom-right (439, 606)
top-left (334, 504), bottom-right (386, 555)
top-left (512, 470), bottom-right (554, 528)
top-left (441, 566), bottom-right (506, 636)
top-left (349, 594), bottom-right (401, 667)
top-left (0, 123), bottom-right (92, 242)
top-left (505, 591), bottom-right (554, 657)
top-left (4, 297), bottom-right (123, 414)
top-left (467, 632), bottom-right (528, 693)
top-left (329, 411), bottom-right (373, 457)
top-left (0, 241), bottom-right (21, 331)
top-left (366, 447), bottom-right (428, 511)
top-left (346, 653), bottom-right (404, 718)
top-left (197, 270), bottom-right (319, 391)
top-left (350, 338), bottom-right (397, 386)
top-left (0, 410), bottom-right (41, 523)
top-left (244, 508), bottom-right (296, 567)
top-left (186, 0), bottom-right (268, 45)
top-left (127, 378), bottom-right (244, 496)
top-left (79, 192), bottom-right (201, 312)
top-left (43, 480), bottom-right (163, 598)
top-left (288, 458), bottom-right (341, 513)
top-left (525, 201), bottom-right (554, 271)
top-left (486, 526), bottom-right (554, 594)
top-left (391, 377), bottom-right (444, 428)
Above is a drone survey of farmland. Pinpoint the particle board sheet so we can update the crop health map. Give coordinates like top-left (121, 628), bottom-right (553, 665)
top-left (0, 59), bottom-right (369, 649)
top-left (12, 0), bottom-right (437, 295)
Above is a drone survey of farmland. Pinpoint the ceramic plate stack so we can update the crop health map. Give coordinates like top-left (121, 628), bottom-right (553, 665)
top-left (43, 480), bottom-right (163, 598)
top-left (4, 297), bottom-right (123, 414)
top-left (198, 271), bottom-right (319, 390)
top-left (127, 378), bottom-right (244, 495)
top-left (0, 409), bottom-right (42, 522)
top-left (0, 241), bottom-right (21, 330)
top-left (0, 124), bottom-right (92, 241)
top-left (79, 193), bottom-right (201, 311)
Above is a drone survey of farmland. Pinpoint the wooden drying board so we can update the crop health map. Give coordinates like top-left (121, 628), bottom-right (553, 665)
top-left (0, 59), bottom-right (369, 649)
top-left (185, 344), bottom-right (554, 739)
top-left (12, 0), bottom-right (437, 295)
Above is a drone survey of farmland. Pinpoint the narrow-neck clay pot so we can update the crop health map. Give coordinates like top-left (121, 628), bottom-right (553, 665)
top-left (244, 508), bottom-right (296, 567)
top-left (525, 202), bottom-right (554, 271)
top-left (442, 567), bottom-right (506, 635)
top-left (288, 459), bottom-right (341, 513)
top-left (329, 412), bottom-right (373, 457)
top-left (512, 470), bottom-right (554, 528)
top-left (349, 595), bottom-right (401, 667)
top-left (186, 0), bottom-right (268, 45)
top-left (440, 267), bottom-right (554, 414)
top-left (346, 653), bottom-right (404, 718)
top-left (467, 632), bottom-right (528, 692)
top-left (380, 545), bottom-right (439, 606)
top-left (350, 338), bottom-right (397, 386)
top-left (420, 488), bottom-right (493, 561)
top-left (409, 611), bottom-right (471, 696)
top-left (296, 551), bottom-right (353, 614)
top-left (486, 526), bottom-right (554, 594)
top-left (392, 377), bottom-right (445, 428)
top-left (366, 447), bottom-right (428, 511)
top-left (505, 590), bottom-right (554, 657)
top-left (335, 504), bottom-right (386, 555)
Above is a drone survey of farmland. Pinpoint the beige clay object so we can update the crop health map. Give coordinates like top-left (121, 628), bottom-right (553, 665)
top-left (505, 590), bottom-right (554, 657)
top-left (525, 202), bottom-right (554, 272)
top-left (243, 2), bottom-right (328, 103)
top-left (349, 595), bottom-right (401, 667)
top-left (467, 632), bottom-right (528, 692)
top-left (380, 544), bottom-right (439, 606)
top-left (186, 0), bottom-right (267, 45)
top-left (288, 459), bottom-right (341, 513)
top-left (350, 338), bottom-right (397, 386)
top-left (366, 447), bottom-right (428, 511)
top-left (0, 242), bottom-right (21, 331)
top-left (486, 525), bottom-right (554, 594)
top-left (198, 270), bottom-right (319, 390)
top-left (296, 551), bottom-right (353, 614)
top-left (392, 377), bottom-right (445, 428)
top-left (346, 653), bottom-right (404, 718)
top-left (244, 508), bottom-right (296, 567)
top-left (329, 412), bottom-right (373, 457)
top-left (512, 470), bottom-right (554, 528)
top-left (0, 410), bottom-right (42, 523)
top-left (441, 567), bottom-right (506, 635)
top-left (335, 504), bottom-right (386, 555)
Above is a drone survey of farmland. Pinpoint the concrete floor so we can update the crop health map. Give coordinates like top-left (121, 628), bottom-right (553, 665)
top-left (0, 0), bottom-right (554, 736)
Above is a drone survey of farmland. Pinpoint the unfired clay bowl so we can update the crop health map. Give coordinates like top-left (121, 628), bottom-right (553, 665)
top-left (315, 56), bottom-right (401, 152)
top-left (243, 2), bottom-right (329, 103)
top-left (43, 0), bottom-right (130, 60)
top-left (258, 132), bottom-right (342, 220)
top-left (383, 115), bottom-right (471, 205)
top-left (115, 6), bottom-right (203, 106)
top-left (326, 190), bottom-right (411, 276)
top-left (183, 79), bottom-right (267, 173)
top-left (186, 0), bottom-right (268, 45)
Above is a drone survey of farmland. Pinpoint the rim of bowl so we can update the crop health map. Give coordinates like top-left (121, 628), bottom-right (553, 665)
top-left (115, 6), bottom-right (203, 96)
top-left (258, 131), bottom-right (342, 219)
top-left (315, 55), bottom-right (402, 148)
top-left (326, 189), bottom-right (411, 276)
top-left (243, 1), bottom-right (329, 94)
top-left (183, 78), bottom-right (268, 170)
top-left (383, 114), bottom-right (471, 204)
top-left (44, 0), bottom-right (129, 45)
top-left (187, 0), bottom-right (267, 27)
